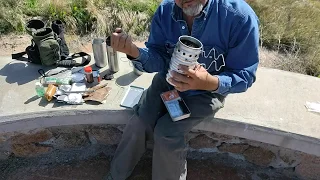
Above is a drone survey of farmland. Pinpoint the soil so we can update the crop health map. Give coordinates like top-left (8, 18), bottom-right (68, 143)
top-left (0, 35), bottom-right (32, 56)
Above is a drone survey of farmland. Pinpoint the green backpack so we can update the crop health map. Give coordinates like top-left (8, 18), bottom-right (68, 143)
top-left (12, 19), bottom-right (90, 68)
top-left (32, 27), bottom-right (61, 66)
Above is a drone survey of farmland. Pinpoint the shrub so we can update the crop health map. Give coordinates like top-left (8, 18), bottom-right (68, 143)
top-left (0, 0), bottom-right (161, 37)
top-left (0, 0), bottom-right (25, 34)
top-left (248, 0), bottom-right (320, 76)
top-left (2, 0), bottom-right (318, 77)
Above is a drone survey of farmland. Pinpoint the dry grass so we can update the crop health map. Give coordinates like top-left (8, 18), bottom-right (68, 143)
top-left (248, 0), bottom-right (320, 77)
top-left (0, 0), bottom-right (160, 40)
top-left (259, 47), bottom-right (308, 74)
top-left (1, 0), bottom-right (320, 77)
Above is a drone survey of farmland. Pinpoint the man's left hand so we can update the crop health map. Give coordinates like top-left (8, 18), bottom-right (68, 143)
top-left (169, 64), bottom-right (219, 92)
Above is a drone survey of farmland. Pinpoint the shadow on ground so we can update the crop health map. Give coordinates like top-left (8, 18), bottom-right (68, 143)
top-left (0, 60), bottom-right (52, 86)
top-left (115, 72), bottom-right (139, 87)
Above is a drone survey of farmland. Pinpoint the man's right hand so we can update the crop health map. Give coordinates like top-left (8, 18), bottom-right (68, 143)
top-left (111, 28), bottom-right (140, 59)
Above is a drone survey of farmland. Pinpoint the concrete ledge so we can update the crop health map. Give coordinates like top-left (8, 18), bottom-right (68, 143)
top-left (195, 118), bottom-right (320, 157)
top-left (1, 54), bottom-right (320, 157)
top-left (1, 109), bottom-right (319, 157)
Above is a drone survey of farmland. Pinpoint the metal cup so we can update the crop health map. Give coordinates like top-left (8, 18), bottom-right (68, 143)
top-left (166, 35), bottom-right (203, 85)
top-left (92, 38), bottom-right (108, 68)
top-left (107, 46), bottom-right (120, 73)
top-left (106, 36), bottom-right (120, 73)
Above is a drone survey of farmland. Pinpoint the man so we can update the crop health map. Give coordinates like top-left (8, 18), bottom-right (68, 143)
top-left (105, 0), bottom-right (259, 179)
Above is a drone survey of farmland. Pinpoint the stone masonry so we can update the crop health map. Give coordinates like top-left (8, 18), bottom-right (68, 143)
top-left (0, 125), bottom-right (319, 180)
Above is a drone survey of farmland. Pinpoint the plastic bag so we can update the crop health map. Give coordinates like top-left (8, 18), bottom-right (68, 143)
top-left (305, 102), bottom-right (320, 114)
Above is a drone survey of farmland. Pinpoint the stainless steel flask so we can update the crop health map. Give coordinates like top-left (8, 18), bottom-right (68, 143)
top-left (106, 36), bottom-right (120, 73)
top-left (92, 38), bottom-right (108, 68)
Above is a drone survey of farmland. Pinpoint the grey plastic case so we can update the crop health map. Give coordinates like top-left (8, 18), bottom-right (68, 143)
top-left (120, 86), bottom-right (145, 108)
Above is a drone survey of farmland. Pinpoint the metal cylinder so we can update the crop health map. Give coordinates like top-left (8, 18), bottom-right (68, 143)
top-left (166, 35), bottom-right (203, 86)
top-left (92, 38), bottom-right (108, 68)
top-left (107, 46), bottom-right (120, 73)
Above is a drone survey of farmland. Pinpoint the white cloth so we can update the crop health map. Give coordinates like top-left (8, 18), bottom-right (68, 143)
top-left (55, 83), bottom-right (86, 105)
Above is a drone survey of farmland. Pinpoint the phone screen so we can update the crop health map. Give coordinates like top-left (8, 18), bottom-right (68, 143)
top-left (161, 90), bottom-right (191, 121)
top-left (166, 100), bottom-right (184, 118)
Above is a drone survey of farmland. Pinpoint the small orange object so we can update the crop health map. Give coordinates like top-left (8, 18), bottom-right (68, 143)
top-left (97, 75), bottom-right (101, 83)
top-left (84, 66), bottom-right (92, 73)
top-left (84, 66), bottom-right (94, 83)
top-left (45, 84), bottom-right (57, 102)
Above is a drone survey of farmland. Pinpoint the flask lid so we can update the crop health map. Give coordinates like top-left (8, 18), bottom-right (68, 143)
top-left (84, 66), bottom-right (92, 73)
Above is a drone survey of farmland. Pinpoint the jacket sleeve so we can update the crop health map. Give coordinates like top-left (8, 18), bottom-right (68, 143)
top-left (213, 14), bottom-right (260, 96)
top-left (130, 5), bottom-right (171, 73)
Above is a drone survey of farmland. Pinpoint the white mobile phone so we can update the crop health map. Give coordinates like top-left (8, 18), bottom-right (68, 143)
top-left (120, 86), bottom-right (145, 108)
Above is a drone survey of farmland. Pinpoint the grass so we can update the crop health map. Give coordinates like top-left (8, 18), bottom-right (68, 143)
top-left (0, 0), bottom-right (319, 77)
top-left (0, 0), bottom-right (160, 39)
top-left (247, 0), bottom-right (320, 77)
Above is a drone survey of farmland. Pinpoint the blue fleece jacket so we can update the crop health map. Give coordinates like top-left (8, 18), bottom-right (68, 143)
top-left (131, 0), bottom-right (260, 97)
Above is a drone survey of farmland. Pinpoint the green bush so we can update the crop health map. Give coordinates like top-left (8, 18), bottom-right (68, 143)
top-left (2, 0), bottom-right (318, 77)
top-left (116, 0), bottom-right (158, 16)
top-left (0, 0), bottom-right (25, 34)
top-left (47, 3), bottom-right (68, 21)
top-left (24, 0), bottom-right (40, 16)
top-left (71, 0), bottom-right (96, 35)
top-left (0, 0), bottom-right (161, 36)
top-left (0, 20), bottom-right (13, 34)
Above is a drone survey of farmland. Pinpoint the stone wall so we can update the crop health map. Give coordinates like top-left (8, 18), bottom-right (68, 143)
top-left (0, 125), bottom-right (319, 180)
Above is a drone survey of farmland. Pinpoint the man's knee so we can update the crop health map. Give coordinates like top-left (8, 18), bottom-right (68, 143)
top-left (152, 73), bottom-right (167, 84)
top-left (126, 115), bottom-right (148, 133)
top-left (150, 73), bottom-right (169, 91)
top-left (133, 73), bottom-right (168, 129)
top-left (153, 114), bottom-right (204, 146)
top-left (153, 115), bottom-right (184, 144)
top-left (133, 105), bottom-right (158, 131)
top-left (153, 126), bottom-right (186, 153)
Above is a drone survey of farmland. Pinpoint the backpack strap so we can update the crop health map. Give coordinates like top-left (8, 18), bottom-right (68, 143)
top-left (56, 52), bottom-right (91, 68)
top-left (11, 51), bottom-right (27, 60)
top-left (11, 40), bottom-right (42, 64)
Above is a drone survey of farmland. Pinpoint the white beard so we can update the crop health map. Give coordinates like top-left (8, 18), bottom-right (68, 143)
top-left (182, 2), bottom-right (204, 17)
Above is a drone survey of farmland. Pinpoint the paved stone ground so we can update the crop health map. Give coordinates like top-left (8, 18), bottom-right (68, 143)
top-left (0, 146), bottom-right (300, 180)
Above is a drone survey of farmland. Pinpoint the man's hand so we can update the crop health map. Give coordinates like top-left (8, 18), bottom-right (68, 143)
top-left (111, 28), bottom-right (140, 59)
top-left (169, 64), bottom-right (219, 92)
